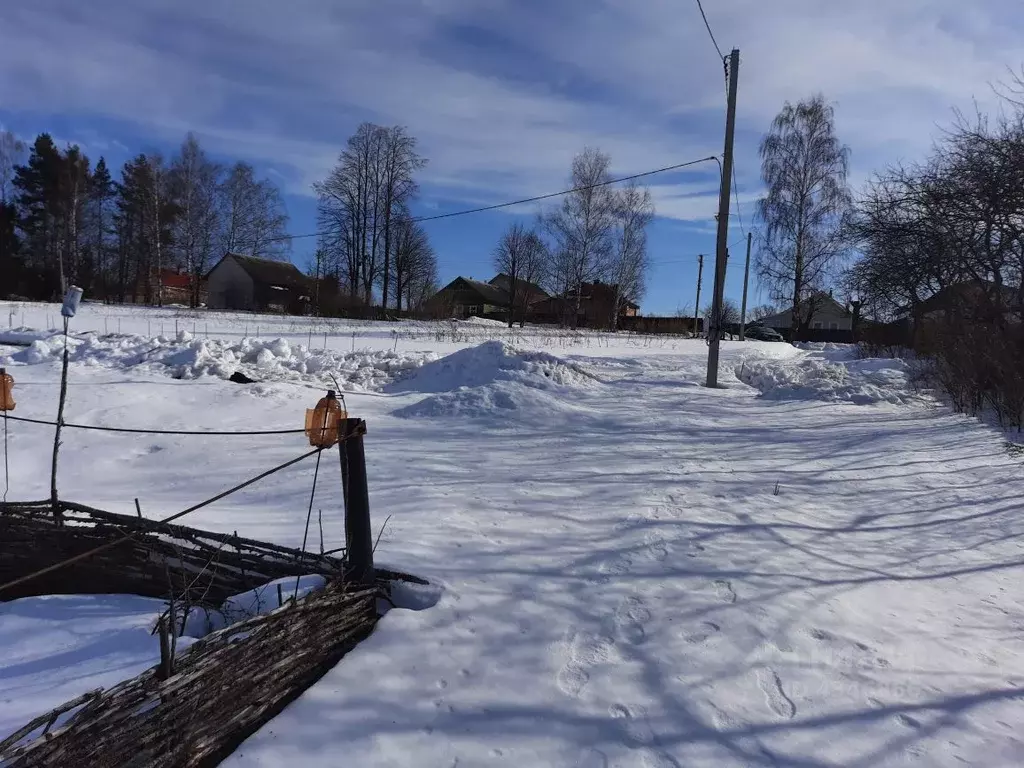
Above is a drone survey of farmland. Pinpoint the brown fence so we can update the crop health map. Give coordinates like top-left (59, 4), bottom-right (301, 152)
top-left (618, 316), bottom-right (702, 335)
top-left (0, 579), bottom-right (377, 767)
top-left (0, 500), bottom-right (422, 767)
top-left (0, 500), bottom-right (343, 605)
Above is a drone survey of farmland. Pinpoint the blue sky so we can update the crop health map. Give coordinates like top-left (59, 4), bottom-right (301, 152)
top-left (1, 0), bottom-right (1019, 314)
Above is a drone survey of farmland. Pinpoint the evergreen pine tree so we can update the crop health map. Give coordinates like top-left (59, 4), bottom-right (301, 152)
top-left (13, 134), bottom-right (63, 296)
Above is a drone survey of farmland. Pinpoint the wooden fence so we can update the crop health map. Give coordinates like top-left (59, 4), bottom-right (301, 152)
top-left (0, 500), bottom-right (343, 605)
top-left (0, 500), bottom-right (421, 766)
top-left (0, 579), bottom-right (377, 767)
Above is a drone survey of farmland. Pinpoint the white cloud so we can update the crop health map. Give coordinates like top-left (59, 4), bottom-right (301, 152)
top-left (0, 0), bottom-right (1020, 220)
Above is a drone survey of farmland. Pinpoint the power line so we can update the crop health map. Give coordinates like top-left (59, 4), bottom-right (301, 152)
top-left (731, 165), bottom-right (746, 239)
top-left (693, 0), bottom-right (725, 60)
top-left (266, 156), bottom-right (719, 244)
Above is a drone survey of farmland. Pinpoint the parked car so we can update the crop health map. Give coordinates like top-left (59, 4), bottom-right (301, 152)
top-left (744, 325), bottom-right (785, 342)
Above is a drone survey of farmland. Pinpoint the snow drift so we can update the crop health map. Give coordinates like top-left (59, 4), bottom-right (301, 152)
top-left (736, 347), bottom-right (923, 405)
top-left (388, 341), bottom-right (599, 418)
top-left (0, 330), bottom-right (433, 392)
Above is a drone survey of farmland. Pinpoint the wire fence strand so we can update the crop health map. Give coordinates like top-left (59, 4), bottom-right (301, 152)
top-left (1, 413), bottom-right (306, 436)
top-left (0, 446), bottom-right (324, 596)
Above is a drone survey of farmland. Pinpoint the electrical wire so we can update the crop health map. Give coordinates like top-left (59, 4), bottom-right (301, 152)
top-left (694, 0), bottom-right (725, 60)
top-left (731, 164), bottom-right (746, 240)
top-left (265, 156), bottom-right (719, 244)
top-left (295, 447), bottom-right (324, 599)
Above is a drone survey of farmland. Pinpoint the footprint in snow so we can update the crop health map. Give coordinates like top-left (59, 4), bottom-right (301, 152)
top-left (615, 595), bottom-right (652, 645)
top-left (757, 668), bottom-right (796, 720)
top-left (683, 621), bottom-right (721, 645)
top-left (609, 703), bottom-right (655, 747)
top-left (608, 705), bottom-right (681, 768)
top-left (712, 579), bottom-right (737, 603)
top-left (593, 553), bottom-right (633, 584)
top-left (556, 631), bottom-right (615, 697)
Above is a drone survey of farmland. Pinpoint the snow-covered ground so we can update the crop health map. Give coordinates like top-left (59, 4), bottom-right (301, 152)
top-left (2, 303), bottom-right (1024, 767)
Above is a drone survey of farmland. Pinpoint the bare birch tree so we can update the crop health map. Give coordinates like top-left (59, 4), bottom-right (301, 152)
top-left (169, 134), bottom-right (221, 306)
top-left (607, 181), bottom-right (654, 329)
top-left (219, 162), bottom-right (289, 260)
top-left (0, 130), bottom-right (26, 206)
top-left (492, 222), bottom-right (547, 327)
top-left (315, 123), bottom-right (425, 310)
top-left (379, 126), bottom-right (426, 309)
top-left (545, 147), bottom-right (617, 327)
top-left (392, 214), bottom-right (435, 312)
top-left (757, 95), bottom-right (851, 339)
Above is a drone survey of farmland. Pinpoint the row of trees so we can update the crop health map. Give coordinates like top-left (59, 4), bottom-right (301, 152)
top-left (846, 86), bottom-right (1024, 427)
top-left (755, 78), bottom-right (1024, 426)
top-left (314, 123), bottom-right (438, 314)
top-left (492, 147), bottom-right (655, 329)
top-left (1, 130), bottom-right (289, 304)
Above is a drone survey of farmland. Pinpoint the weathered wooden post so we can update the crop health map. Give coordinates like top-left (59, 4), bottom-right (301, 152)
top-left (340, 419), bottom-right (374, 586)
top-left (157, 615), bottom-right (172, 680)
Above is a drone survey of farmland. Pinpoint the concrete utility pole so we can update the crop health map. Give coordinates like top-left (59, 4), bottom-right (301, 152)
top-left (693, 254), bottom-right (704, 338)
top-left (739, 230), bottom-right (753, 340)
top-left (706, 48), bottom-right (741, 388)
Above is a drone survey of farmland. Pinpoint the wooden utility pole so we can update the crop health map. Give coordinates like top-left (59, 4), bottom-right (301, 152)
top-left (739, 230), bottom-right (753, 340)
top-left (694, 254), bottom-right (704, 338)
top-left (706, 48), bottom-right (741, 387)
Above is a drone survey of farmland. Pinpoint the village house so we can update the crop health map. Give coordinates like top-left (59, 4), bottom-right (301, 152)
top-left (757, 292), bottom-right (853, 340)
top-left (530, 280), bottom-right (639, 328)
top-left (205, 254), bottom-right (312, 313)
top-left (131, 268), bottom-right (206, 307)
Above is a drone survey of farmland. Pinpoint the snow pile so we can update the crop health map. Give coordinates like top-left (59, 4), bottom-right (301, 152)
top-left (388, 340), bottom-right (599, 418)
top-left (795, 341), bottom-right (860, 361)
top-left (0, 327), bottom-right (51, 347)
top-left (0, 330), bottom-right (433, 392)
top-left (737, 350), bottom-right (922, 405)
top-left (459, 316), bottom-right (507, 327)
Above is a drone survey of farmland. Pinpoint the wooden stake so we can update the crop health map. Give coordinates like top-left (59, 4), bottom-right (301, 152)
top-left (50, 318), bottom-right (71, 522)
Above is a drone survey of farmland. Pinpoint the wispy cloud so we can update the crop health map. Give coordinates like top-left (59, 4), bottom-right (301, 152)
top-left (0, 0), bottom-right (1020, 220)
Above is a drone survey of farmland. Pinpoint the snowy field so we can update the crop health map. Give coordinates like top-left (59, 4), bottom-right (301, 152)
top-left (2, 301), bottom-right (1024, 767)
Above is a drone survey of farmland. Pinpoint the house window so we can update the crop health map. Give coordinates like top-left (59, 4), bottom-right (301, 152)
top-left (813, 321), bottom-right (823, 329)
top-left (829, 322), bottom-right (838, 330)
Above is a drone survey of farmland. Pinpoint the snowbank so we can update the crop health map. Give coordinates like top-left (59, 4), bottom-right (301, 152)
top-left (388, 341), bottom-right (597, 394)
top-left (388, 341), bottom-right (599, 418)
top-left (0, 330), bottom-right (433, 392)
top-left (736, 350), bottom-right (923, 405)
top-left (459, 316), bottom-right (507, 327)
top-left (0, 327), bottom-right (53, 347)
